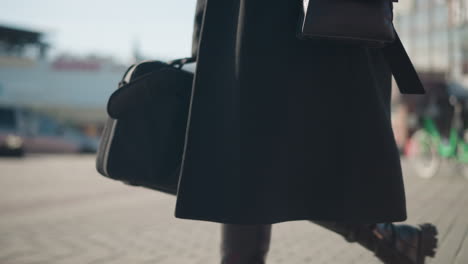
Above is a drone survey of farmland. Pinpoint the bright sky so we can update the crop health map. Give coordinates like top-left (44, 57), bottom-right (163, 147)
top-left (1, 0), bottom-right (197, 62)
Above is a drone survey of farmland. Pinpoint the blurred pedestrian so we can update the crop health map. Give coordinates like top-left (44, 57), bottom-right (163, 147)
top-left (174, 1), bottom-right (439, 263)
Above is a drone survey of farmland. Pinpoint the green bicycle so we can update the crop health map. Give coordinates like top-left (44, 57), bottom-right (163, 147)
top-left (406, 96), bottom-right (468, 179)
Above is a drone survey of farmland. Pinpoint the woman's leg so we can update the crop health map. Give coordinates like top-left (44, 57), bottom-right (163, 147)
top-left (220, 224), bottom-right (272, 264)
top-left (312, 221), bottom-right (374, 242)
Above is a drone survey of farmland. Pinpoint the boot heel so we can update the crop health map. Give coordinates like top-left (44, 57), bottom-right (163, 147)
top-left (418, 223), bottom-right (438, 262)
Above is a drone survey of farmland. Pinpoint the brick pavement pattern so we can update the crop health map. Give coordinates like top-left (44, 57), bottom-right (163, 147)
top-left (0, 155), bottom-right (467, 264)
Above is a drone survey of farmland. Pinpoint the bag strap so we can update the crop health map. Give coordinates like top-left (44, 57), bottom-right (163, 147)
top-left (168, 57), bottom-right (196, 69)
top-left (382, 31), bottom-right (425, 94)
top-left (173, 35), bottom-right (422, 95)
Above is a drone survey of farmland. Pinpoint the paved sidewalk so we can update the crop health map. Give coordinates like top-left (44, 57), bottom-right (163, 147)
top-left (0, 155), bottom-right (467, 264)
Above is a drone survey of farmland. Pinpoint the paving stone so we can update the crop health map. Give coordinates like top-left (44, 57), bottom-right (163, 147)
top-left (0, 155), bottom-right (467, 264)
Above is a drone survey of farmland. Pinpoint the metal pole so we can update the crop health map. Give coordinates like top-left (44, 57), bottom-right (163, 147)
top-left (447, 0), bottom-right (455, 81)
top-left (428, 0), bottom-right (434, 72)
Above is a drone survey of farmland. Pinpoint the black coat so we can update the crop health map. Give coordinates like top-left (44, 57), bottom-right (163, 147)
top-left (174, 0), bottom-right (407, 224)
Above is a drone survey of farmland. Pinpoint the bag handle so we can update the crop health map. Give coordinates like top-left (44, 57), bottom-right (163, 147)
top-left (168, 57), bottom-right (196, 69)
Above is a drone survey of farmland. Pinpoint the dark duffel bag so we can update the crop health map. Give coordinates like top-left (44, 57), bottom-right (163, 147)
top-left (96, 57), bottom-right (195, 195)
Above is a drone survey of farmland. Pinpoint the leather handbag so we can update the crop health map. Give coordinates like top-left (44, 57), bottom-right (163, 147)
top-left (297, 0), bottom-right (425, 95)
top-left (95, 58), bottom-right (195, 195)
top-left (297, 0), bottom-right (398, 47)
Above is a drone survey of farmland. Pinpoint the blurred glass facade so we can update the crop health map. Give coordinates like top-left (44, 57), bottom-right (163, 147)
top-left (395, 0), bottom-right (468, 86)
top-left (392, 0), bottom-right (468, 152)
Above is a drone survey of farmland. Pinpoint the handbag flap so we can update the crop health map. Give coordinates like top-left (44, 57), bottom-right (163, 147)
top-left (300, 0), bottom-right (396, 46)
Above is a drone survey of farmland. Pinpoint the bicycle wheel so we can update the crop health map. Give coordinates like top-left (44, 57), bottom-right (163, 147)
top-left (457, 142), bottom-right (468, 180)
top-left (406, 129), bottom-right (441, 179)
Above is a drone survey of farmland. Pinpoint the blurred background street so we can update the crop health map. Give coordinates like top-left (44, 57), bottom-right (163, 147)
top-left (1, 0), bottom-right (468, 263)
top-left (0, 155), bottom-right (467, 264)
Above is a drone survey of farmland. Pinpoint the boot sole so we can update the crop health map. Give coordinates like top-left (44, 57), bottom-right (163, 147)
top-left (417, 223), bottom-right (438, 264)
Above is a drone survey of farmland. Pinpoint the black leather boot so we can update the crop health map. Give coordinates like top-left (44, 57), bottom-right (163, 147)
top-left (371, 223), bottom-right (438, 264)
top-left (313, 221), bottom-right (438, 264)
top-left (220, 224), bottom-right (272, 264)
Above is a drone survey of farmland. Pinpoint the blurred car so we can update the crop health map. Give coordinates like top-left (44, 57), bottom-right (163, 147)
top-left (0, 106), bottom-right (26, 156)
top-left (63, 127), bottom-right (99, 153)
top-left (0, 105), bottom-right (99, 155)
top-left (25, 113), bottom-right (102, 154)
top-left (22, 112), bottom-right (80, 154)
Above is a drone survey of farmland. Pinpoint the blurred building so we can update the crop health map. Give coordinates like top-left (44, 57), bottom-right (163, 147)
top-left (395, 0), bottom-right (468, 88)
top-left (392, 0), bottom-right (468, 149)
top-left (0, 24), bottom-right (128, 132)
